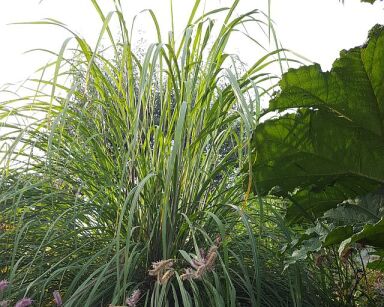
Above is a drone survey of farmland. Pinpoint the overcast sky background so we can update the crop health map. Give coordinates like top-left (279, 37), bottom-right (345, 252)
top-left (0, 0), bottom-right (383, 88)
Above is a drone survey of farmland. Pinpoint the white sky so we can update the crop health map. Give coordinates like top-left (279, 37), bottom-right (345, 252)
top-left (0, 0), bottom-right (383, 87)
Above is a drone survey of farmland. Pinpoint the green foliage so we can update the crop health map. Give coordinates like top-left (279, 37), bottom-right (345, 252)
top-left (250, 24), bottom-right (384, 224)
top-left (280, 190), bottom-right (384, 271)
top-left (324, 191), bottom-right (384, 226)
top-left (248, 24), bottom-right (384, 304)
top-left (282, 192), bottom-right (384, 305)
top-left (0, 0), bottom-right (331, 306)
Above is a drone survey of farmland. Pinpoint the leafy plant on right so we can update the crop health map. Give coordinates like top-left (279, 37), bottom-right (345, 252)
top-left (248, 24), bottom-right (384, 305)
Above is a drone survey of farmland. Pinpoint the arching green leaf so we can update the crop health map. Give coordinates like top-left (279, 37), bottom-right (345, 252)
top-left (250, 25), bottom-right (384, 223)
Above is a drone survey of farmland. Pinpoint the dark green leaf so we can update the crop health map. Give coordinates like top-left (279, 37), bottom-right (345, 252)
top-left (250, 25), bottom-right (384, 221)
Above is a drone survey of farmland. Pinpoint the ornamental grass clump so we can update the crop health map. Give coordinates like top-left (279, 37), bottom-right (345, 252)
top-left (0, 0), bottom-right (331, 306)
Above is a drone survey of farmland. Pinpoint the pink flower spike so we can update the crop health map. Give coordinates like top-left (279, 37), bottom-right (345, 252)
top-left (125, 289), bottom-right (141, 307)
top-left (0, 280), bottom-right (8, 292)
top-left (15, 298), bottom-right (33, 307)
top-left (53, 290), bottom-right (63, 306)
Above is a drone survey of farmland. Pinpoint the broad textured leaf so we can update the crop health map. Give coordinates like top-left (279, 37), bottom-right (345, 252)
top-left (286, 175), bottom-right (378, 224)
top-left (250, 25), bottom-right (384, 221)
top-left (351, 217), bottom-right (384, 247)
top-left (323, 190), bottom-right (384, 226)
top-left (323, 225), bottom-right (354, 247)
top-left (338, 217), bottom-right (384, 254)
top-left (284, 237), bottom-right (322, 269)
top-left (287, 190), bottom-right (384, 263)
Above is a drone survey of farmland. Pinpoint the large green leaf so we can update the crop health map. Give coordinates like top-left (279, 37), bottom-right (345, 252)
top-left (323, 190), bottom-right (384, 226)
top-left (338, 217), bottom-right (384, 255)
top-left (250, 25), bottom-right (384, 222)
top-left (286, 179), bottom-right (376, 224)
